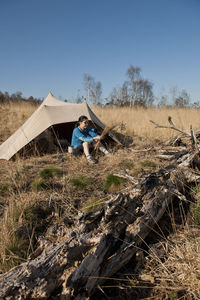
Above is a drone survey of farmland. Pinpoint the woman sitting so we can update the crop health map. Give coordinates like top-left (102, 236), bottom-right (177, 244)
top-left (71, 115), bottom-right (109, 164)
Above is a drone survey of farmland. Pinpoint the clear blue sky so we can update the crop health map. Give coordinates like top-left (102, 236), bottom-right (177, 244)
top-left (0, 0), bottom-right (200, 103)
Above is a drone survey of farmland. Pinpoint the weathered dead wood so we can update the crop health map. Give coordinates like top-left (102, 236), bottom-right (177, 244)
top-left (0, 161), bottom-right (198, 299)
top-left (63, 170), bottom-right (190, 299)
top-left (190, 125), bottom-right (199, 151)
top-left (0, 236), bottom-right (94, 299)
top-left (150, 116), bottom-right (191, 136)
top-left (155, 148), bottom-right (188, 161)
top-left (150, 116), bottom-right (200, 152)
top-left (164, 135), bottom-right (183, 146)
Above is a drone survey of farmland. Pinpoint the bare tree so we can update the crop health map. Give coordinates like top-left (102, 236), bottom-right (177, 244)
top-left (83, 74), bottom-right (94, 104)
top-left (174, 89), bottom-right (190, 107)
top-left (94, 81), bottom-right (102, 105)
top-left (109, 87), bottom-right (121, 105)
top-left (170, 86), bottom-right (178, 104)
top-left (158, 95), bottom-right (168, 107)
top-left (126, 65), bottom-right (141, 106)
top-left (120, 81), bottom-right (129, 106)
top-left (83, 74), bottom-right (102, 105)
top-left (141, 80), bottom-right (154, 106)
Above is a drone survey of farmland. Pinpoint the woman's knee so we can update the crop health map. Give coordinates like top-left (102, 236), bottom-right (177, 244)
top-left (82, 142), bottom-right (89, 147)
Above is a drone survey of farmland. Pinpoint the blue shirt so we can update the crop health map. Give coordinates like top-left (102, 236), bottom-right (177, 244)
top-left (71, 126), bottom-right (99, 148)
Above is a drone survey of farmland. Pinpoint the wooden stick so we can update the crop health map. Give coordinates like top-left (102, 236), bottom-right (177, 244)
top-left (94, 125), bottom-right (117, 150)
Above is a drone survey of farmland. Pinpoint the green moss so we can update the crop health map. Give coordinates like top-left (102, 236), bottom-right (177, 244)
top-left (70, 174), bottom-right (93, 190)
top-left (104, 173), bottom-right (125, 192)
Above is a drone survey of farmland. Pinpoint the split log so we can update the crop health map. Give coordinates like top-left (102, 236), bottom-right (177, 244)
top-left (64, 170), bottom-right (189, 299)
top-left (0, 167), bottom-right (193, 299)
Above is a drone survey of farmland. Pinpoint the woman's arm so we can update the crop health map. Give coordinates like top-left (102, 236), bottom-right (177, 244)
top-left (74, 128), bottom-right (93, 143)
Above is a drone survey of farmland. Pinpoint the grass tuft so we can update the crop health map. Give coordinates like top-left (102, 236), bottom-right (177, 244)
top-left (70, 174), bottom-right (93, 190)
top-left (32, 177), bottom-right (47, 191)
top-left (140, 160), bottom-right (156, 168)
top-left (0, 198), bottom-right (52, 272)
top-left (83, 198), bottom-right (101, 213)
top-left (0, 183), bottom-right (10, 196)
top-left (39, 166), bottom-right (62, 180)
top-left (121, 159), bottom-right (135, 169)
top-left (104, 173), bottom-right (125, 192)
top-left (32, 166), bottom-right (62, 191)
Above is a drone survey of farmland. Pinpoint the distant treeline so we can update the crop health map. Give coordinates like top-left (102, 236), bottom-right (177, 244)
top-left (1, 63), bottom-right (199, 108)
top-left (0, 91), bottom-right (42, 105)
top-left (82, 65), bottom-right (200, 108)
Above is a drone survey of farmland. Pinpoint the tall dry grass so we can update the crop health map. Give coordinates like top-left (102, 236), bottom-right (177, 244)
top-left (0, 101), bottom-right (38, 142)
top-left (94, 106), bottom-right (200, 141)
top-left (141, 227), bottom-right (200, 299)
top-left (1, 101), bottom-right (200, 143)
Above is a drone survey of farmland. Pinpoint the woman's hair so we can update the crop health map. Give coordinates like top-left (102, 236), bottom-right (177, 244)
top-left (75, 115), bottom-right (88, 127)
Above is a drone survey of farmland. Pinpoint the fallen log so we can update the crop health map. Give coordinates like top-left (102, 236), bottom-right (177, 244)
top-left (0, 166), bottom-right (193, 299)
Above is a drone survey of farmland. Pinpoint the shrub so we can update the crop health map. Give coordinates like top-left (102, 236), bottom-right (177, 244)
top-left (70, 174), bottom-right (93, 190)
top-left (104, 173), bottom-right (125, 192)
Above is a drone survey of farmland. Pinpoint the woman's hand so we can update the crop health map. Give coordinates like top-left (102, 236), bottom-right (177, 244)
top-left (93, 136), bottom-right (101, 141)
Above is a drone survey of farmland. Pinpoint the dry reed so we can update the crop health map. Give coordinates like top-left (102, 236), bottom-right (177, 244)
top-left (142, 228), bottom-right (200, 299)
top-left (94, 106), bottom-right (200, 141)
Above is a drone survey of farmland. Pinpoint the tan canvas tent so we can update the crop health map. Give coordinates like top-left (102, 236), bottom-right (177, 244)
top-left (0, 93), bottom-right (118, 160)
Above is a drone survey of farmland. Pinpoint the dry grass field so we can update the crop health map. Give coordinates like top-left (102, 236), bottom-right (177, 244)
top-left (94, 105), bottom-right (200, 141)
top-left (0, 101), bottom-right (200, 299)
top-left (0, 101), bottom-right (38, 144)
top-left (1, 101), bottom-right (200, 143)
